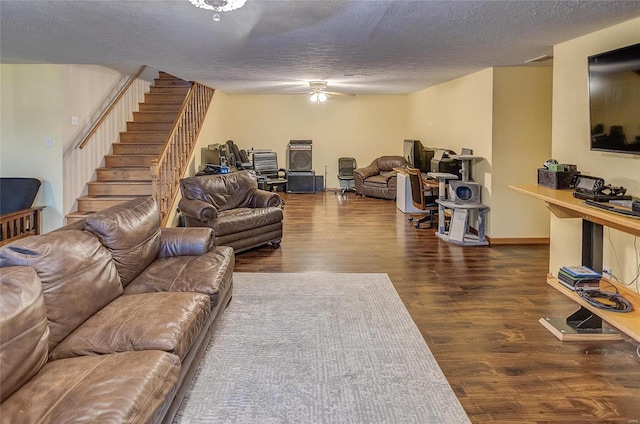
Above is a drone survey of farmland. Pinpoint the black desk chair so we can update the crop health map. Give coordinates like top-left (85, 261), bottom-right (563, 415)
top-left (337, 157), bottom-right (357, 193)
top-left (252, 152), bottom-right (287, 192)
top-left (406, 167), bottom-right (438, 229)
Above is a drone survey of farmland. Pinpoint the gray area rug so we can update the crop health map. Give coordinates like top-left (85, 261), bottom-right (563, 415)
top-left (174, 272), bottom-right (470, 424)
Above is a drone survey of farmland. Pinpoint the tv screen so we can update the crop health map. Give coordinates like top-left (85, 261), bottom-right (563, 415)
top-left (403, 139), bottom-right (417, 168)
top-left (588, 43), bottom-right (640, 155)
top-left (403, 139), bottom-right (434, 173)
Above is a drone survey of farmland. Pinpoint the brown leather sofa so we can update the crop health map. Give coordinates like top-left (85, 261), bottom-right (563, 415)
top-left (0, 197), bottom-right (234, 424)
top-left (178, 170), bottom-right (283, 253)
top-left (354, 155), bottom-right (406, 200)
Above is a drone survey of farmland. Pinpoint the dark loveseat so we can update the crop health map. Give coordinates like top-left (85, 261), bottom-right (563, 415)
top-left (178, 170), bottom-right (283, 253)
top-left (354, 155), bottom-right (406, 200)
top-left (0, 197), bottom-right (234, 423)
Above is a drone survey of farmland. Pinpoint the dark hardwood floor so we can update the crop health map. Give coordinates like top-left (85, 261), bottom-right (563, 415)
top-left (234, 191), bottom-right (640, 424)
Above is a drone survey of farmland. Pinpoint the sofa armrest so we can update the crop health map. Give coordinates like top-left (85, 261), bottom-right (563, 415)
top-left (158, 227), bottom-right (214, 258)
top-left (247, 189), bottom-right (282, 208)
top-left (382, 170), bottom-right (398, 182)
top-left (178, 198), bottom-right (217, 221)
top-left (354, 165), bottom-right (379, 180)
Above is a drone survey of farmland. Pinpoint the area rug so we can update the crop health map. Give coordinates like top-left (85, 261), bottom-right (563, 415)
top-left (174, 272), bottom-right (470, 424)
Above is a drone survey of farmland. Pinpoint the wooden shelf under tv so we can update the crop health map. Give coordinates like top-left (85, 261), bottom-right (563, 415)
top-left (510, 184), bottom-right (640, 342)
top-left (543, 274), bottom-right (640, 342)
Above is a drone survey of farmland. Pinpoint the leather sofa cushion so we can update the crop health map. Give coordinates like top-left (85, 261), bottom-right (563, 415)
top-left (0, 350), bottom-right (180, 424)
top-left (0, 230), bottom-right (122, 351)
top-left (215, 207), bottom-right (283, 236)
top-left (363, 174), bottom-right (393, 188)
top-left (0, 267), bottom-right (49, 403)
top-left (85, 196), bottom-right (161, 287)
top-left (158, 227), bottom-right (214, 258)
top-left (376, 155), bottom-right (405, 171)
top-left (180, 171), bottom-right (258, 211)
top-left (124, 246), bottom-right (234, 307)
top-left (50, 292), bottom-right (210, 361)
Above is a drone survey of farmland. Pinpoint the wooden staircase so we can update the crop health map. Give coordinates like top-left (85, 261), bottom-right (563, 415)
top-left (67, 72), bottom-right (192, 223)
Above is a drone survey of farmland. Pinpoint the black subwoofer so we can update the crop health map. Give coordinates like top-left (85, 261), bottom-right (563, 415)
top-left (287, 171), bottom-right (316, 193)
top-left (288, 140), bottom-right (312, 171)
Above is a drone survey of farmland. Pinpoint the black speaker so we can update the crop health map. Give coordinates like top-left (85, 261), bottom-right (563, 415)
top-left (288, 140), bottom-right (312, 171)
top-left (287, 171), bottom-right (316, 193)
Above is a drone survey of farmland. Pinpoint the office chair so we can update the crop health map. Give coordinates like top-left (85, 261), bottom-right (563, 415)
top-left (252, 151), bottom-right (287, 192)
top-left (406, 167), bottom-right (438, 229)
top-left (337, 157), bottom-right (357, 193)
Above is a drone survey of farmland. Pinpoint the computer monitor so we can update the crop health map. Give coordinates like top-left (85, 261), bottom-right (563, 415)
top-left (252, 152), bottom-right (280, 177)
top-left (403, 139), bottom-right (434, 173)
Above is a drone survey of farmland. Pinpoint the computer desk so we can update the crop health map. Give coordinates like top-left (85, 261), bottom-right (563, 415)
top-left (394, 167), bottom-right (440, 213)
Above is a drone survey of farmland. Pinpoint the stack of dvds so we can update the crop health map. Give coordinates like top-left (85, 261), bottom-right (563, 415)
top-left (558, 265), bottom-right (601, 291)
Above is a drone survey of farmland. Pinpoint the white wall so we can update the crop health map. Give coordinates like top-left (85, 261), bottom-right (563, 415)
top-left (62, 65), bottom-right (150, 216)
top-left (0, 65), bottom-right (64, 233)
top-left (1, 64), bottom-right (152, 230)
top-left (551, 17), bottom-right (640, 291)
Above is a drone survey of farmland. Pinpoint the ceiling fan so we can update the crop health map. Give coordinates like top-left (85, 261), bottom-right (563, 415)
top-left (307, 81), bottom-right (355, 103)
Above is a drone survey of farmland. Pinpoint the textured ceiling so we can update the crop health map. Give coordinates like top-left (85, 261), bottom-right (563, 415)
top-left (1, 0), bottom-right (640, 95)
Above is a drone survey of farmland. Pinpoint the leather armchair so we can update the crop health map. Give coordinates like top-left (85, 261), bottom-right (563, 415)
top-left (178, 170), bottom-right (284, 253)
top-left (354, 156), bottom-right (406, 200)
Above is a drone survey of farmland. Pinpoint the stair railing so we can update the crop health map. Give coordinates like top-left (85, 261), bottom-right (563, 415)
top-left (151, 82), bottom-right (215, 225)
top-left (76, 65), bottom-right (147, 150)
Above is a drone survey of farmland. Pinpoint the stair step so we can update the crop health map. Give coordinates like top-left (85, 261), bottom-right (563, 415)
top-left (138, 102), bottom-right (183, 112)
top-left (97, 167), bottom-right (153, 181)
top-left (126, 121), bottom-right (173, 132)
top-left (158, 71), bottom-right (179, 79)
top-left (105, 154), bottom-right (157, 167)
top-left (153, 78), bottom-right (192, 87)
top-left (120, 131), bottom-right (167, 143)
top-left (88, 181), bottom-right (153, 196)
top-left (76, 196), bottom-right (143, 213)
top-left (113, 142), bottom-right (164, 155)
top-left (65, 211), bottom-right (95, 224)
top-left (132, 111), bottom-right (179, 122)
top-left (68, 71), bottom-right (192, 221)
top-left (148, 86), bottom-right (190, 95)
top-left (144, 93), bottom-right (187, 103)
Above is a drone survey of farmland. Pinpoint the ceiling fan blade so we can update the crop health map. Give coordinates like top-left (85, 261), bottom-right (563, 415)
top-left (327, 91), bottom-right (355, 97)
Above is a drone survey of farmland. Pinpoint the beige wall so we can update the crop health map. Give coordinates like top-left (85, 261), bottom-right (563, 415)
top-left (492, 67), bottom-right (553, 239)
top-left (191, 93), bottom-right (407, 187)
top-left (0, 65), bottom-right (64, 233)
top-left (550, 17), bottom-right (640, 290)
top-left (405, 67), bottom-right (553, 239)
top-left (406, 68), bottom-right (494, 159)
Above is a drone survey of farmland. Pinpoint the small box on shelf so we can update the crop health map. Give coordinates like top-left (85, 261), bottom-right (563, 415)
top-left (537, 167), bottom-right (579, 189)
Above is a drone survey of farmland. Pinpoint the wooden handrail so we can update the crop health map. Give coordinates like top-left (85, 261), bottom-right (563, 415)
top-left (151, 82), bottom-right (215, 226)
top-left (77, 65), bottom-right (147, 150)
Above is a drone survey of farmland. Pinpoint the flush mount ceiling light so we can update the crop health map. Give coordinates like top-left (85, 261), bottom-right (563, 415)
top-left (188, 0), bottom-right (247, 21)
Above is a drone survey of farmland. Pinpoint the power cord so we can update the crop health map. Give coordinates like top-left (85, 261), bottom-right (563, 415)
top-left (576, 281), bottom-right (633, 313)
top-left (605, 229), bottom-right (640, 293)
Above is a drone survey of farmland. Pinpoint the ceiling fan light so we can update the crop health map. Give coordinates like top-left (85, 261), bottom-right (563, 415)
top-left (310, 92), bottom-right (319, 103)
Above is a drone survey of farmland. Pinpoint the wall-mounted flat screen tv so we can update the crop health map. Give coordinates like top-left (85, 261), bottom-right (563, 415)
top-left (588, 42), bottom-right (640, 155)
